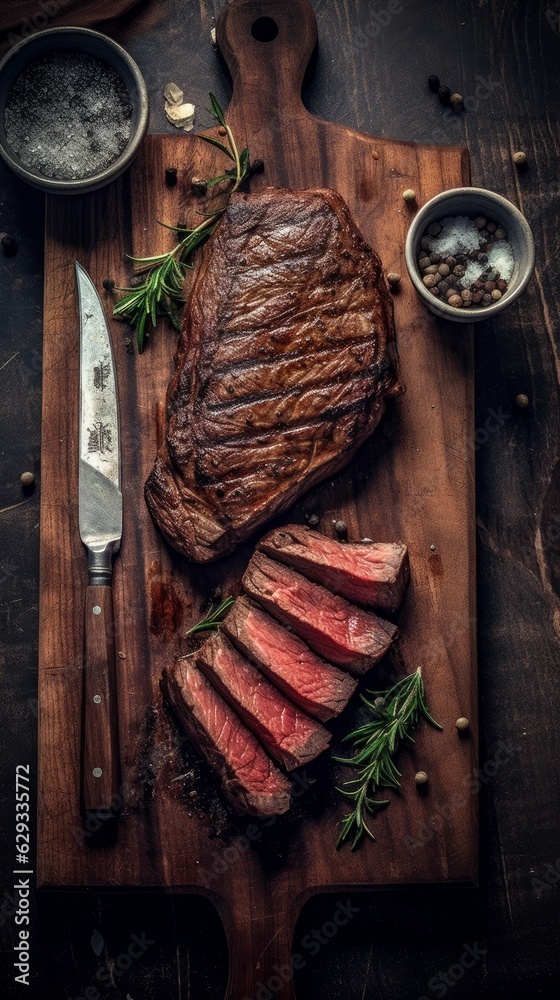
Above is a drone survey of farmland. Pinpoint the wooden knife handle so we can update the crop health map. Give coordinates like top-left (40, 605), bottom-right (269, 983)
top-left (81, 584), bottom-right (121, 816)
top-left (216, 0), bottom-right (317, 125)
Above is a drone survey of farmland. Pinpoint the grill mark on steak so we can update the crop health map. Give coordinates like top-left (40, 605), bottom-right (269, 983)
top-left (195, 632), bottom-right (331, 771)
top-left (162, 660), bottom-right (291, 817)
top-left (193, 408), bottom-right (381, 478)
top-left (258, 526), bottom-right (410, 613)
top-left (208, 313), bottom-right (375, 368)
top-left (146, 187), bottom-right (403, 562)
top-left (243, 552), bottom-right (397, 674)
top-left (204, 347), bottom-right (385, 407)
top-left (204, 364), bottom-right (374, 413)
top-left (196, 378), bottom-right (382, 442)
top-left (159, 408), bottom-right (385, 531)
top-left (222, 596), bottom-right (357, 722)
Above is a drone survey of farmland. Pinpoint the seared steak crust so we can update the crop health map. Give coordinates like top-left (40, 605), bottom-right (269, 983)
top-left (145, 187), bottom-right (403, 562)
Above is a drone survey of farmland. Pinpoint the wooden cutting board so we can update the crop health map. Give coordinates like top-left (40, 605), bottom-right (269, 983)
top-left (38, 1), bottom-right (477, 996)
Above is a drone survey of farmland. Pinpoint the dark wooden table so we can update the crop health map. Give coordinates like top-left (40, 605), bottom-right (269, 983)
top-left (1, 1), bottom-right (559, 997)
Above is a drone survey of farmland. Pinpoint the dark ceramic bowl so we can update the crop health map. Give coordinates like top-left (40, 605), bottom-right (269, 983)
top-left (0, 27), bottom-right (148, 194)
top-left (404, 187), bottom-right (535, 323)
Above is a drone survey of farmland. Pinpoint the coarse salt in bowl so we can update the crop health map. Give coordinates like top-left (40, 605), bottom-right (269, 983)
top-left (0, 27), bottom-right (148, 194)
top-left (404, 188), bottom-right (535, 323)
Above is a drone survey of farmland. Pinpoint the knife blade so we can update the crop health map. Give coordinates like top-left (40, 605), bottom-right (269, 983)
top-left (76, 261), bottom-right (122, 818)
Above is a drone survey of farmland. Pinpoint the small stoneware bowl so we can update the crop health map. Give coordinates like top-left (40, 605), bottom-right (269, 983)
top-left (0, 27), bottom-right (148, 194)
top-left (404, 187), bottom-right (535, 323)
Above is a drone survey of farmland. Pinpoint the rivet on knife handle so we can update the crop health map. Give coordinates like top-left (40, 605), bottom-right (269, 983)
top-left (75, 261), bottom-right (123, 822)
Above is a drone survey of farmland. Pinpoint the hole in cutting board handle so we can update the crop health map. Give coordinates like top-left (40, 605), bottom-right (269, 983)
top-left (251, 16), bottom-right (279, 42)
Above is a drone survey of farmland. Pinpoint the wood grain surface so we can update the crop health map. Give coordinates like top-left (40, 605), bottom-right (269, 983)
top-left (37, 2), bottom-right (476, 995)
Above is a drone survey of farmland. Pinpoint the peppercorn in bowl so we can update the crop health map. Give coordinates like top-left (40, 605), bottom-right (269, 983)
top-left (404, 188), bottom-right (535, 323)
top-left (0, 27), bottom-right (148, 194)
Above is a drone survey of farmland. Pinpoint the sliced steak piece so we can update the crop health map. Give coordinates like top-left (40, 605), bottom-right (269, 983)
top-left (195, 632), bottom-right (331, 771)
top-left (258, 525), bottom-right (409, 613)
top-left (145, 186), bottom-right (403, 562)
top-left (243, 552), bottom-right (397, 674)
top-left (162, 660), bottom-right (290, 818)
top-left (222, 596), bottom-right (357, 722)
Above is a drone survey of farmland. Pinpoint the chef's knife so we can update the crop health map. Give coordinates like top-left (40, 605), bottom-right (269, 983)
top-left (76, 261), bottom-right (122, 817)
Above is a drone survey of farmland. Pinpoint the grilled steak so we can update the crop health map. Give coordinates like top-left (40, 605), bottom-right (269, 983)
top-left (145, 187), bottom-right (403, 562)
top-left (196, 632), bottom-right (331, 770)
top-left (258, 526), bottom-right (409, 612)
top-left (162, 660), bottom-right (290, 817)
top-left (222, 596), bottom-right (357, 721)
top-left (243, 552), bottom-right (397, 673)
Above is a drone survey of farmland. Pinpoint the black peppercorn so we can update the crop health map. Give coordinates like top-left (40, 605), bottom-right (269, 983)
top-left (334, 519), bottom-right (348, 538)
top-left (1, 235), bottom-right (17, 257)
top-left (438, 86), bottom-right (451, 105)
top-left (428, 75), bottom-right (440, 92)
top-left (249, 158), bottom-right (265, 174)
top-left (165, 166), bottom-right (178, 186)
top-left (103, 278), bottom-right (115, 291)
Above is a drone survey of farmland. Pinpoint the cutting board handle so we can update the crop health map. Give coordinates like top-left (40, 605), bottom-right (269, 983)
top-left (219, 886), bottom-right (302, 999)
top-left (216, 0), bottom-right (317, 127)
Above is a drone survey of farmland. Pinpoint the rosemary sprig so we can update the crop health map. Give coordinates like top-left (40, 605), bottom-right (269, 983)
top-left (334, 668), bottom-right (442, 850)
top-left (113, 94), bottom-right (250, 352)
top-left (186, 597), bottom-right (235, 636)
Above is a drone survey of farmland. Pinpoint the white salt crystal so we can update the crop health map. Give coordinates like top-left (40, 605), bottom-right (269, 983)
top-left (459, 260), bottom-right (484, 288)
top-left (486, 241), bottom-right (514, 282)
top-left (163, 82), bottom-right (183, 106)
top-left (165, 101), bottom-right (195, 131)
top-left (428, 215), bottom-right (480, 256)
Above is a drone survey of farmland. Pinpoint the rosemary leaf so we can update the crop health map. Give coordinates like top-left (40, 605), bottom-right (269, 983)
top-left (187, 597), bottom-right (235, 636)
top-left (334, 668), bottom-right (441, 851)
top-left (198, 135), bottom-right (235, 159)
top-left (208, 92), bottom-right (226, 126)
top-left (206, 173), bottom-right (236, 188)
